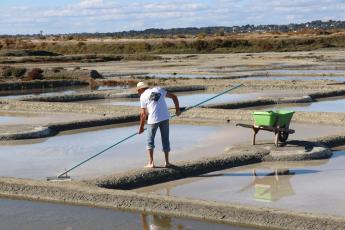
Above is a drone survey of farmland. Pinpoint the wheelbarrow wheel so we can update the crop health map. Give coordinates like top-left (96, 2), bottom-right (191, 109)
top-left (278, 131), bottom-right (289, 143)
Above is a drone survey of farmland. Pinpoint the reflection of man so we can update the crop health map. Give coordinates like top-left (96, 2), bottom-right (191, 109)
top-left (141, 187), bottom-right (174, 230)
top-left (137, 82), bottom-right (181, 168)
top-left (141, 214), bottom-right (172, 230)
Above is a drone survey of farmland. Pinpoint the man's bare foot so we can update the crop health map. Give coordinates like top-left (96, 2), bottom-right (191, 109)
top-left (145, 163), bottom-right (155, 168)
top-left (165, 163), bottom-right (172, 168)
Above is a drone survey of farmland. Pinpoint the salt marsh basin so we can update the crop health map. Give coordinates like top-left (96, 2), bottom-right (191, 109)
top-left (0, 198), bottom-right (251, 230)
top-left (136, 150), bottom-right (345, 217)
top-left (87, 92), bottom-right (265, 107)
top-left (0, 122), bottom-right (343, 179)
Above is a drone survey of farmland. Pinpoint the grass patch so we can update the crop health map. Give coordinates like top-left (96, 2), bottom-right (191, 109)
top-left (1, 33), bottom-right (345, 57)
top-left (0, 66), bottom-right (27, 80)
top-left (10, 34), bottom-right (344, 55)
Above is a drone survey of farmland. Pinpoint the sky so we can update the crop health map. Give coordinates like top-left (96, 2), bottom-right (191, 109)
top-left (0, 0), bottom-right (344, 35)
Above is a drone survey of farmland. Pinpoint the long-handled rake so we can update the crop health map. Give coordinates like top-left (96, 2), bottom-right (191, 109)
top-left (47, 83), bottom-right (243, 181)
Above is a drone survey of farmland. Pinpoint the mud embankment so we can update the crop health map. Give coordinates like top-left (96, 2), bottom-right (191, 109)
top-left (48, 115), bottom-right (139, 134)
top-left (88, 140), bottom-right (334, 190)
top-left (203, 96), bottom-right (312, 109)
top-left (89, 147), bottom-right (269, 190)
top-left (313, 133), bottom-right (345, 148)
top-left (0, 80), bottom-right (88, 91)
top-left (309, 89), bottom-right (345, 99)
top-left (0, 177), bottom-right (344, 230)
top-left (21, 92), bottom-right (107, 102)
top-left (179, 108), bottom-right (345, 126)
top-left (0, 100), bottom-right (138, 115)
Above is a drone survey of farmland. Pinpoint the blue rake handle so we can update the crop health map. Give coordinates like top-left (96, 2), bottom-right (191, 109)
top-left (57, 83), bottom-right (244, 178)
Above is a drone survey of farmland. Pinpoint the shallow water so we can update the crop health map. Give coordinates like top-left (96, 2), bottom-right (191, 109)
top-left (0, 122), bottom-right (343, 180)
top-left (0, 85), bottom-right (126, 99)
top-left (0, 111), bottom-right (101, 126)
top-left (242, 76), bottom-right (345, 82)
top-left (251, 97), bottom-right (345, 113)
top-left (136, 150), bottom-right (345, 217)
top-left (0, 123), bottom-right (232, 179)
top-left (0, 115), bottom-right (26, 124)
top-left (268, 69), bottom-right (345, 75)
top-left (0, 198), bottom-right (250, 230)
top-left (95, 85), bottom-right (129, 91)
top-left (146, 73), bottom-right (221, 79)
top-left (0, 112), bottom-right (47, 125)
top-left (0, 86), bottom-right (89, 99)
top-left (100, 92), bottom-right (265, 107)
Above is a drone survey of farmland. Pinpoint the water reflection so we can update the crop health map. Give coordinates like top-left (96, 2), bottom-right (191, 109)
top-left (0, 124), bottom-right (229, 179)
top-left (137, 152), bottom-right (345, 216)
top-left (146, 73), bottom-right (220, 79)
top-left (98, 92), bottom-right (264, 107)
top-left (95, 85), bottom-right (129, 91)
top-left (0, 86), bottom-right (89, 99)
top-left (0, 85), bottom-right (127, 100)
top-left (242, 76), bottom-right (345, 82)
top-left (142, 214), bottom-right (173, 230)
top-left (0, 115), bottom-right (26, 124)
top-left (268, 69), bottom-right (345, 74)
top-left (0, 198), bottom-right (250, 230)
top-left (239, 169), bottom-right (295, 202)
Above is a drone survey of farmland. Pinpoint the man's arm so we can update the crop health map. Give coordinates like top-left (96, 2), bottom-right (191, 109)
top-left (166, 92), bottom-right (181, 116)
top-left (139, 108), bottom-right (147, 134)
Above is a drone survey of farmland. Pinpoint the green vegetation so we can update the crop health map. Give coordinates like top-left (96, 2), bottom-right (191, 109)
top-left (0, 65), bottom-right (103, 82)
top-left (0, 49), bottom-right (60, 57)
top-left (0, 66), bottom-right (27, 79)
top-left (12, 67), bottom-right (27, 77)
top-left (1, 32), bottom-right (345, 59)
top-left (3, 34), bottom-right (345, 56)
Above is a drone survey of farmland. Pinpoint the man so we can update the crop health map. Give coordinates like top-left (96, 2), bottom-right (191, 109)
top-left (137, 82), bottom-right (181, 168)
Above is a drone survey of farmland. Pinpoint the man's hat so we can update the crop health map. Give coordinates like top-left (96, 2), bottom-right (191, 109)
top-left (136, 81), bottom-right (149, 90)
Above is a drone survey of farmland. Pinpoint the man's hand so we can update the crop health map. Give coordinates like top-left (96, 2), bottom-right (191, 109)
top-left (138, 126), bottom-right (145, 134)
top-left (166, 92), bottom-right (181, 117)
top-left (139, 108), bottom-right (147, 134)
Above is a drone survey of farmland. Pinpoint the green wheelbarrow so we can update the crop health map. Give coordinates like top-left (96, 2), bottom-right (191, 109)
top-left (236, 110), bottom-right (295, 147)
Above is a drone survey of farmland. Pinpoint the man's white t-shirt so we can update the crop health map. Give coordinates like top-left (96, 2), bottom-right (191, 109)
top-left (140, 87), bottom-right (170, 124)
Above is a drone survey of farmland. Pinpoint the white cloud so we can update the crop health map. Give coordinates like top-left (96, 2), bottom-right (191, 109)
top-left (0, 0), bottom-right (344, 34)
top-left (78, 0), bottom-right (104, 8)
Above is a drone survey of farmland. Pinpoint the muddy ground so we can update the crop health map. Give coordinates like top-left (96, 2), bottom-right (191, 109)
top-left (0, 49), bottom-right (345, 229)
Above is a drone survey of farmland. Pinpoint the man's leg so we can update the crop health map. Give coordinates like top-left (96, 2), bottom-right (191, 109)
top-left (164, 152), bottom-right (170, 167)
top-left (159, 119), bottom-right (171, 167)
top-left (146, 123), bottom-right (158, 168)
top-left (146, 149), bottom-right (154, 168)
